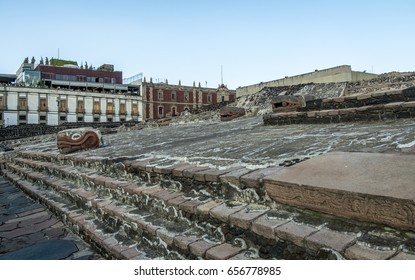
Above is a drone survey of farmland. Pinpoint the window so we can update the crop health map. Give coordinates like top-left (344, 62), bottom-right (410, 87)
top-left (19, 115), bottom-right (27, 121)
top-left (77, 100), bottom-right (84, 113)
top-left (111, 78), bottom-right (116, 84)
top-left (207, 94), bottom-right (212, 104)
top-left (171, 91), bottom-right (176, 101)
top-left (158, 89), bottom-right (164, 100)
top-left (39, 115), bottom-right (47, 122)
top-left (94, 117), bottom-right (100, 122)
top-left (0, 113), bottom-right (2, 121)
top-left (107, 102), bottom-right (113, 114)
top-left (0, 96), bottom-right (3, 108)
top-left (107, 117), bottom-right (113, 122)
top-left (184, 92), bottom-right (189, 102)
top-left (18, 97), bottom-right (27, 110)
top-left (59, 115), bottom-right (67, 122)
top-left (40, 98), bottom-right (47, 111)
top-left (158, 106), bottom-right (164, 117)
top-left (94, 101), bottom-right (100, 113)
top-left (77, 116), bottom-right (84, 122)
top-left (119, 103), bottom-right (126, 114)
top-left (132, 103), bottom-right (138, 115)
top-left (59, 99), bottom-right (67, 112)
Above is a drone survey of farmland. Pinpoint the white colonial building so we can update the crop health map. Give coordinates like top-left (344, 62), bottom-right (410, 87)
top-left (0, 85), bottom-right (142, 127)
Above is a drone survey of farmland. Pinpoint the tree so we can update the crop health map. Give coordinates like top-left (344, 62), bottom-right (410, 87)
top-left (80, 62), bottom-right (84, 69)
top-left (39, 57), bottom-right (44, 65)
top-left (23, 57), bottom-right (29, 63)
top-left (45, 57), bottom-right (49, 65)
top-left (31, 56), bottom-right (36, 64)
top-left (89, 64), bottom-right (93, 70)
top-left (85, 61), bottom-right (88, 69)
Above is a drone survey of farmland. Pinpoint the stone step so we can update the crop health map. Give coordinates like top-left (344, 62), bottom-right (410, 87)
top-left (3, 153), bottom-right (415, 259)
top-left (2, 164), bottom-right (254, 260)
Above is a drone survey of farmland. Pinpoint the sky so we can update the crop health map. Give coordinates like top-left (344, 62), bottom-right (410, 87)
top-left (0, 0), bottom-right (414, 89)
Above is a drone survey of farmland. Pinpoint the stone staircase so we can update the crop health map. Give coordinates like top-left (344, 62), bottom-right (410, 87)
top-left (264, 86), bottom-right (415, 125)
top-left (1, 150), bottom-right (415, 260)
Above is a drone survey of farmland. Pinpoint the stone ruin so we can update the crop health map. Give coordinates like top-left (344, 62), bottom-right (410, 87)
top-left (57, 128), bottom-right (102, 154)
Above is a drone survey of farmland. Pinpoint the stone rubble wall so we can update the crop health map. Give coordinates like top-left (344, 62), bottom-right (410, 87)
top-left (264, 87), bottom-right (415, 125)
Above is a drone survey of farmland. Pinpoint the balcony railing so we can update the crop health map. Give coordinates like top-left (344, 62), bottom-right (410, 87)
top-left (39, 106), bottom-right (48, 111)
top-left (93, 109), bottom-right (101, 114)
top-left (119, 110), bottom-right (127, 115)
top-left (77, 108), bottom-right (85, 113)
top-left (106, 110), bottom-right (114, 114)
top-left (18, 105), bottom-right (28, 110)
top-left (59, 107), bottom-right (68, 113)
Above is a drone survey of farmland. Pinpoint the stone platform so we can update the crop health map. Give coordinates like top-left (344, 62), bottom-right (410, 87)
top-left (264, 152), bottom-right (415, 231)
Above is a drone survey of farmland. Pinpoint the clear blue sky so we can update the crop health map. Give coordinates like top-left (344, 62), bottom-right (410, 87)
top-left (1, 0), bottom-right (414, 89)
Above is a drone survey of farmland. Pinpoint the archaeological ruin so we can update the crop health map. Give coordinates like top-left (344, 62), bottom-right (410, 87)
top-left (2, 71), bottom-right (415, 260)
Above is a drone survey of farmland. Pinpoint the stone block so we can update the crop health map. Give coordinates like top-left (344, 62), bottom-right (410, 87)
top-left (327, 110), bottom-right (339, 116)
top-left (210, 203), bottom-right (246, 223)
top-left (203, 167), bottom-right (244, 182)
top-left (384, 102), bottom-right (404, 109)
top-left (179, 200), bottom-right (203, 214)
top-left (305, 228), bottom-right (356, 252)
top-left (172, 163), bottom-right (196, 177)
top-left (129, 159), bottom-right (154, 171)
top-left (120, 246), bottom-right (143, 260)
top-left (189, 240), bottom-right (218, 258)
top-left (306, 111), bottom-right (317, 118)
top-left (183, 167), bottom-right (211, 179)
top-left (166, 196), bottom-right (189, 207)
top-left (240, 167), bottom-right (284, 189)
top-left (275, 221), bottom-right (318, 247)
top-left (344, 243), bottom-right (396, 260)
top-left (173, 235), bottom-right (199, 252)
top-left (152, 190), bottom-right (183, 201)
top-left (141, 186), bottom-right (163, 196)
top-left (229, 208), bottom-right (269, 229)
top-left (156, 228), bottom-right (177, 246)
top-left (402, 101), bottom-right (415, 108)
top-left (339, 108), bottom-right (356, 115)
top-left (153, 164), bottom-right (176, 175)
top-left (356, 94), bottom-right (371, 100)
top-left (205, 243), bottom-right (242, 260)
top-left (220, 168), bottom-right (253, 186)
top-left (264, 152), bottom-right (415, 232)
top-left (390, 251), bottom-right (415, 260)
top-left (193, 168), bottom-right (215, 181)
top-left (196, 200), bottom-right (223, 216)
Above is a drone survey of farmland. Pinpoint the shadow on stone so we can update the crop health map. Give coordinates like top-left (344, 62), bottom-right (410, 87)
top-left (0, 240), bottom-right (78, 260)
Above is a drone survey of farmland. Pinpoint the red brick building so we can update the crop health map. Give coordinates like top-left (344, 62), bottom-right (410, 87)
top-left (142, 79), bottom-right (236, 120)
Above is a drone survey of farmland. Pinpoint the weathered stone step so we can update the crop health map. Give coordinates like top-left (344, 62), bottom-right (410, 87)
top-left (4, 154), bottom-right (415, 259)
top-left (3, 164), bottom-right (253, 260)
top-left (2, 171), bottom-right (147, 259)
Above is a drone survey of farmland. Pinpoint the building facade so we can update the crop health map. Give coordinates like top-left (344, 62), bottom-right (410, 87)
top-left (0, 86), bottom-right (142, 127)
top-left (16, 62), bottom-right (130, 93)
top-left (139, 79), bottom-right (236, 120)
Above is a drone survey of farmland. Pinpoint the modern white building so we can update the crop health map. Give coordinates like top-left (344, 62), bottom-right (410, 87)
top-left (0, 85), bottom-right (142, 127)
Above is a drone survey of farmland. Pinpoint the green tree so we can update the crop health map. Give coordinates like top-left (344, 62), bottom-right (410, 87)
top-left (89, 64), bottom-right (93, 70)
top-left (80, 62), bottom-right (84, 69)
top-left (39, 57), bottom-right (44, 64)
top-left (85, 61), bottom-right (88, 69)
top-left (31, 56), bottom-right (36, 64)
top-left (45, 57), bottom-right (49, 65)
top-left (23, 57), bottom-right (29, 63)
